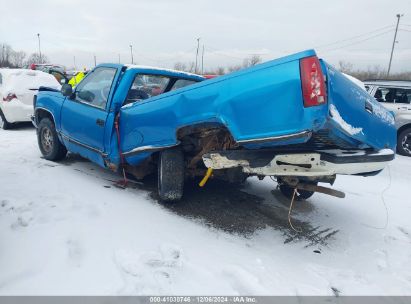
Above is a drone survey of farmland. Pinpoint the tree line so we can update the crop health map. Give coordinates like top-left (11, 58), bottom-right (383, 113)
top-left (338, 60), bottom-right (410, 81)
top-left (175, 57), bottom-right (410, 80)
top-left (0, 43), bottom-right (48, 68)
top-left (174, 54), bottom-right (263, 75)
top-left (1, 41), bottom-right (410, 81)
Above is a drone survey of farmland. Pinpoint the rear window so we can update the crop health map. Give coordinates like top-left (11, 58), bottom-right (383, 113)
top-left (125, 74), bottom-right (170, 104)
top-left (171, 79), bottom-right (197, 91)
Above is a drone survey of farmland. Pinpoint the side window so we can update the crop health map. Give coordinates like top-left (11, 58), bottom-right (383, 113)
top-left (374, 87), bottom-right (396, 103)
top-left (75, 67), bottom-right (117, 109)
top-left (394, 88), bottom-right (411, 104)
top-left (125, 74), bottom-right (170, 105)
top-left (171, 79), bottom-right (197, 91)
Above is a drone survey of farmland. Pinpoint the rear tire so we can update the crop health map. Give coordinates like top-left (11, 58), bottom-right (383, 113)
top-left (37, 118), bottom-right (67, 161)
top-left (279, 182), bottom-right (316, 201)
top-left (0, 109), bottom-right (12, 130)
top-left (158, 147), bottom-right (184, 202)
top-left (397, 127), bottom-right (411, 157)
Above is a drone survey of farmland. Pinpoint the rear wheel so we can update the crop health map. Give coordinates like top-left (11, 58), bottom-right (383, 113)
top-left (37, 118), bottom-right (67, 161)
top-left (279, 182), bottom-right (317, 200)
top-left (397, 127), bottom-right (411, 157)
top-left (158, 147), bottom-right (185, 202)
top-left (0, 109), bottom-right (12, 130)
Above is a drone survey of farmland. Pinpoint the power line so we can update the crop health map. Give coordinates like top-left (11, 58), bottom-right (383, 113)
top-left (315, 25), bottom-right (394, 49)
top-left (321, 29), bottom-right (395, 52)
top-left (205, 46), bottom-right (245, 60)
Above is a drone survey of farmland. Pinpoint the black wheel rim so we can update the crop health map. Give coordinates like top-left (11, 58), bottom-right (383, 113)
top-left (402, 132), bottom-right (411, 155)
top-left (41, 127), bottom-right (53, 153)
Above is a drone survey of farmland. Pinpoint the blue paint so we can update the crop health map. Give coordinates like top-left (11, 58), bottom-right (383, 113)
top-left (34, 50), bottom-right (396, 171)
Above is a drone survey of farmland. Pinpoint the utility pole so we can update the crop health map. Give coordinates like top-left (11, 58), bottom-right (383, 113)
top-left (118, 54), bottom-right (121, 64)
top-left (37, 33), bottom-right (42, 63)
top-left (387, 13), bottom-right (403, 77)
top-left (129, 44), bottom-right (134, 64)
top-left (94, 54), bottom-right (97, 67)
top-left (195, 37), bottom-right (200, 73)
top-left (73, 56), bottom-right (76, 70)
top-left (201, 45), bottom-right (205, 74)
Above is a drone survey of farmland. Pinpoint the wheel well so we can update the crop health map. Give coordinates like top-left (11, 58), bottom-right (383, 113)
top-left (176, 122), bottom-right (230, 139)
top-left (177, 123), bottom-right (236, 152)
top-left (176, 123), bottom-right (238, 173)
top-left (397, 123), bottom-right (411, 136)
top-left (35, 109), bottom-right (54, 125)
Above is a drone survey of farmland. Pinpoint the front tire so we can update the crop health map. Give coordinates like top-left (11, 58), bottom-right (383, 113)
top-left (37, 118), bottom-right (67, 161)
top-left (397, 127), bottom-right (411, 157)
top-left (158, 147), bottom-right (184, 202)
top-left (0, 109), bottom-right (12, 130)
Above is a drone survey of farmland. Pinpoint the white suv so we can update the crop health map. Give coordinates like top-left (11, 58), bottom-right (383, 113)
top-left (365, 80), bottom-right (411, 157)
top-left (0, 69), bottom-right (60, 129)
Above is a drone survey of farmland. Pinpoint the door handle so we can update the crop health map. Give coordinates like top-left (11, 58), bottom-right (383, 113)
top-left (365, 101), bottom-right (373, 114)
top-left (96, 119), bottom-right (105, 127)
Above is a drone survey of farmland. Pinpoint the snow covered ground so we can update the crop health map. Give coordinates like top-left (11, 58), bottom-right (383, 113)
top-left (1, 126), bottom-right (411, 296)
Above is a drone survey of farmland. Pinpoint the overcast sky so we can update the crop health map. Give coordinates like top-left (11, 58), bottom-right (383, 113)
top-left (0, 0), bottom-right (410, 72)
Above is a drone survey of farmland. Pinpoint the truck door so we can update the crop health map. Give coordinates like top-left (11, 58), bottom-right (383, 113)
top-left (60, 67), bottom-right (118, 158)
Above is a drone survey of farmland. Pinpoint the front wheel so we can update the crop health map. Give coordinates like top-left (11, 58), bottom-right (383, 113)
top-left (0, 109), bottom-right (12, 130)
top-left (279, 182), bottom-right (316, 201)
top-left (158, 147), bottom-right (184, 202)
top-left (37, 118), bottom-right (67, 161)
top-left (397, 127), bottom-right (411, 157)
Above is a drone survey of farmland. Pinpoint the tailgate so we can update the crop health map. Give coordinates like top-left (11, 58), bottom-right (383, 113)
top-left (323, 62), bottom-right (396, 151)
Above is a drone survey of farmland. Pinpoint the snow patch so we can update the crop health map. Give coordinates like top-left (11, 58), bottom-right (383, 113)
top-left (0, 69), bottom-right (61, 96)
top-left (329, 104), bottom-right (363, 135)
top-left (125, 64), bottom-right (203, 79)
top-left (1, 129), bottom-right (411, 295)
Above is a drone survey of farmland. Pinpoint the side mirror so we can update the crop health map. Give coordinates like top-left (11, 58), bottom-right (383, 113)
top-left (61, 84), bottom-right (73, 97)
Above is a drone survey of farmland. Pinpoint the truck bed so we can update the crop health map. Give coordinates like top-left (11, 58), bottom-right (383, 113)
top-left (119, 49), bottom-right (396, 167)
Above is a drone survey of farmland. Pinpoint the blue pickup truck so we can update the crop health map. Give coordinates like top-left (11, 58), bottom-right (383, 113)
top-left (33, 50), bottom-right (396, 201)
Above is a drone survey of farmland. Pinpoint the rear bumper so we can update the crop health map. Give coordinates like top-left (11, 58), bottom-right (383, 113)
top-left (0, 100), bottom-right (33, 123)
top-left (202, 149), bottom-right (394, 177)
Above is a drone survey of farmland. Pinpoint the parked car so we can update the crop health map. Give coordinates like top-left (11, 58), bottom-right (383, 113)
top-left (364, 80), bottom-right (411, 156)
top-left (203, 74), bottom-right (219, 79)
top-left (32, 50), bottom-right (396, 202)
top-left (28, 63), bottom-right (69, 85)
top-left (0, 69), bottom-right (61, 129)
top-left (27, 63), bottom-right (66, 74)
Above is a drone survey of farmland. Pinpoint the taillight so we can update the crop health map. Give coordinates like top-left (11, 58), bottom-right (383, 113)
top-left (300, 56), bottom-right (327, 107)
top-left (2, 93), bottom-right (17, 102)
